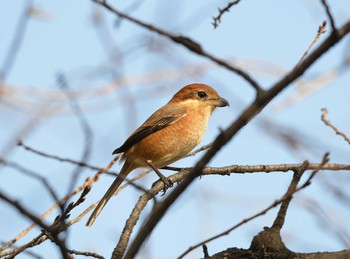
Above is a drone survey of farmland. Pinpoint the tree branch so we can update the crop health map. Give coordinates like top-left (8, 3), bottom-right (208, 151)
top-left (115, 159), bottom-right (348, 258)
top-left (17, 140), bottom-right (118, 176)
top-left (0, 0), bottom-right (33, 81)
top-left (0, 155), bottom-right (119, 252)
top-left (123, 19), bottom-right (350, 259)
top-left (93, 0), bottom-right (262, 93)
top-left (180, 154), bottom-right (329, 258)
top-left (320, 0), bottom-right (337, 31)
top-left (0, 191), bottom-right (69, 259)
top-left (296, 20), bottom-right (327, 67)
top-left (321, 108), bottom-right (350, 144)
top-left (212, 0), bottom-right (241, 29)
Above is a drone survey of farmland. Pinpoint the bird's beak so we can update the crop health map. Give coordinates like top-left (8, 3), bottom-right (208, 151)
top-left (216, 97), bottom-right (230, 107)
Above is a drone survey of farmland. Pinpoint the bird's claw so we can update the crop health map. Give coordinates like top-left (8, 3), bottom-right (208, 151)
top-left (161, 177), bottom-right (173, 195)
top-left (152, 176), bottom-right (173, 195)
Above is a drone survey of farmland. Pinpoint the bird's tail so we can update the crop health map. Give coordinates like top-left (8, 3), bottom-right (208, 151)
top-left (86, 161), bottom-right (133, 227)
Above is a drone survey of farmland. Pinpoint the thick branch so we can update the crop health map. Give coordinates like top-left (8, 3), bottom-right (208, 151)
top-left (181, 154), bottom-right (330, 258)
top-left (123, 20), bottom-right (350, 259)
top-left (271, 161), bottom-right (309, 231)
top-left (115, 161), bottom-right (349, 258)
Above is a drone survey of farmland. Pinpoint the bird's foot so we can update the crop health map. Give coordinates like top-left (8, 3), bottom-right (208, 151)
top-left (159, 175), bottom-right (173, 195)
top-left (146, 160), bottom-right (173, 195)
top-left (152, 175), bottom-right (173, 195)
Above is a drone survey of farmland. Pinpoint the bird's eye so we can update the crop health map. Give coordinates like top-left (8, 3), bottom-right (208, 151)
top-left (197, 91), bottom-right (207, 98)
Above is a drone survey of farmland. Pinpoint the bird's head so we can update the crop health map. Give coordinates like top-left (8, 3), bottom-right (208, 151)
top-left (169, 83), bottom-right (229, 112)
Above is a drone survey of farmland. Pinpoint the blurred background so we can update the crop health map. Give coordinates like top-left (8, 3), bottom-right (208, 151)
top-left (0, 0), bottom-right (349, 258)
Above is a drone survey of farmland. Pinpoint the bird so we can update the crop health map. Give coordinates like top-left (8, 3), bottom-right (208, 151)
top-left (86, 83), bottom-right (229, 227)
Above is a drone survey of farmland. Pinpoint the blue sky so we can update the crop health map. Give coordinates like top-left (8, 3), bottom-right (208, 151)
top-left (1, 0), bottom-right (350, 258)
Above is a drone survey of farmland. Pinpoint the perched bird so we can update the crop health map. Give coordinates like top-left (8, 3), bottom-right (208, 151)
top-left (86, 83), bottom-right (229, 227)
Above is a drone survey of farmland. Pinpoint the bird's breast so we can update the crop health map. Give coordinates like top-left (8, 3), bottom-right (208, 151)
top-left (127, 108), bottom-right (210, 168)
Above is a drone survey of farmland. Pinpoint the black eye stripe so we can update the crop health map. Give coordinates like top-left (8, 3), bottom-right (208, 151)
top-left (197, 91), bottom-right (207, 98)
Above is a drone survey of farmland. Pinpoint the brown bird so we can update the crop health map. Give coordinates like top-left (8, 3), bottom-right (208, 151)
top-left (86, 83), bottom-right (229, 227)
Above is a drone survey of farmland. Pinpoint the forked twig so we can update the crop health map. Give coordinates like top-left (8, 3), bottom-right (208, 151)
top-left (321, 0), bottom-right (337, 31)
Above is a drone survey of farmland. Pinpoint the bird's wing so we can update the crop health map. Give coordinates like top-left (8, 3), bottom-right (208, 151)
top-left (112, 105), bottom-right (187, 154)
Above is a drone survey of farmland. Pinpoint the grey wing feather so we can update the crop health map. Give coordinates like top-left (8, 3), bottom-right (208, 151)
top-left (112, 105), bottom-right (186, 155)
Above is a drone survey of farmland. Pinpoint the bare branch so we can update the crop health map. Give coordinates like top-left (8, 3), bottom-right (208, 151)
top-left (186, 142), bottom-right (213, 157)
top-left (0, 168), bottom-right (150, 257)
top-left (123, 20), bottom-right (350, 259)
top-left (321, 108), bottom-right (350, 144)
top-left (272, 153), bottom-right (330, 230)
top-left (296, 20), bottom-right (327, 67)
top-left (0, 0), bottom-right (33, 80)
top-left (56, 73), bottom-right (94, 194)
top-left (320, 0), bottom-right (337, 31)
top-left (0, 186), bottom-right (99, 258)
top-left (17, 140), bottom-right (118, 176)
top-left (201, 162), bottom-right (349, 175)
top-left (115, 159), bottom-right (347, 258)
top-left (202, 244), bottom-right (209, 258)
top-left (0, 191), bottom-right (69, 259)
top-left (0, 158), bottom-right (61, 203)
top-left (0, 156), bottom-right (119, 252)
top-left (2, 155), bottom-right (349, 257)
top-left (66, 248), bottom-right (104, 259)
top-left (93, 0), bottom-right (262, 93)
top-left (212, 0), bottom-right (241, 29)
top-left (271, 160), bottom-right (309, 230)
top-left (179, 153), bottom-right (329, 258)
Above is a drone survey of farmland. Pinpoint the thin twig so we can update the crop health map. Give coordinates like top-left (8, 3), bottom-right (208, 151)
top-left (57, 73), bottom-right (93, 194)
top-left (17, 140), bottom-right (118, 176)
top-left (93, 0), bottom-right (262, 93)
top-left (0, 168), bottom-right (151, 257)
top-left (0, 158), bottom-right (61, 204)
top-left (212, 0), bottom-right (240, 29)
top-left (321, 0), bottom-right (337, 31)
top-left (0, 156), bottom-right (119, 252)
top-left (1, 233), bottom-right (46, 258)
top-left (0, 186), bottom-right (99, 259)
top-left (296, 20), bottom-right (327, 67)
top-left (0, 0), bottom-right (33, 80)
top-left (0, 191), bottom-right (70, 259)
top-left (0, 242), bottom-right (42, 259)
top-left (66, 248), bottom-right (104, 259)
top-left (186, 142), bottom-right (213, 157)
top-left (321, 108), bottom-right (350, 144)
